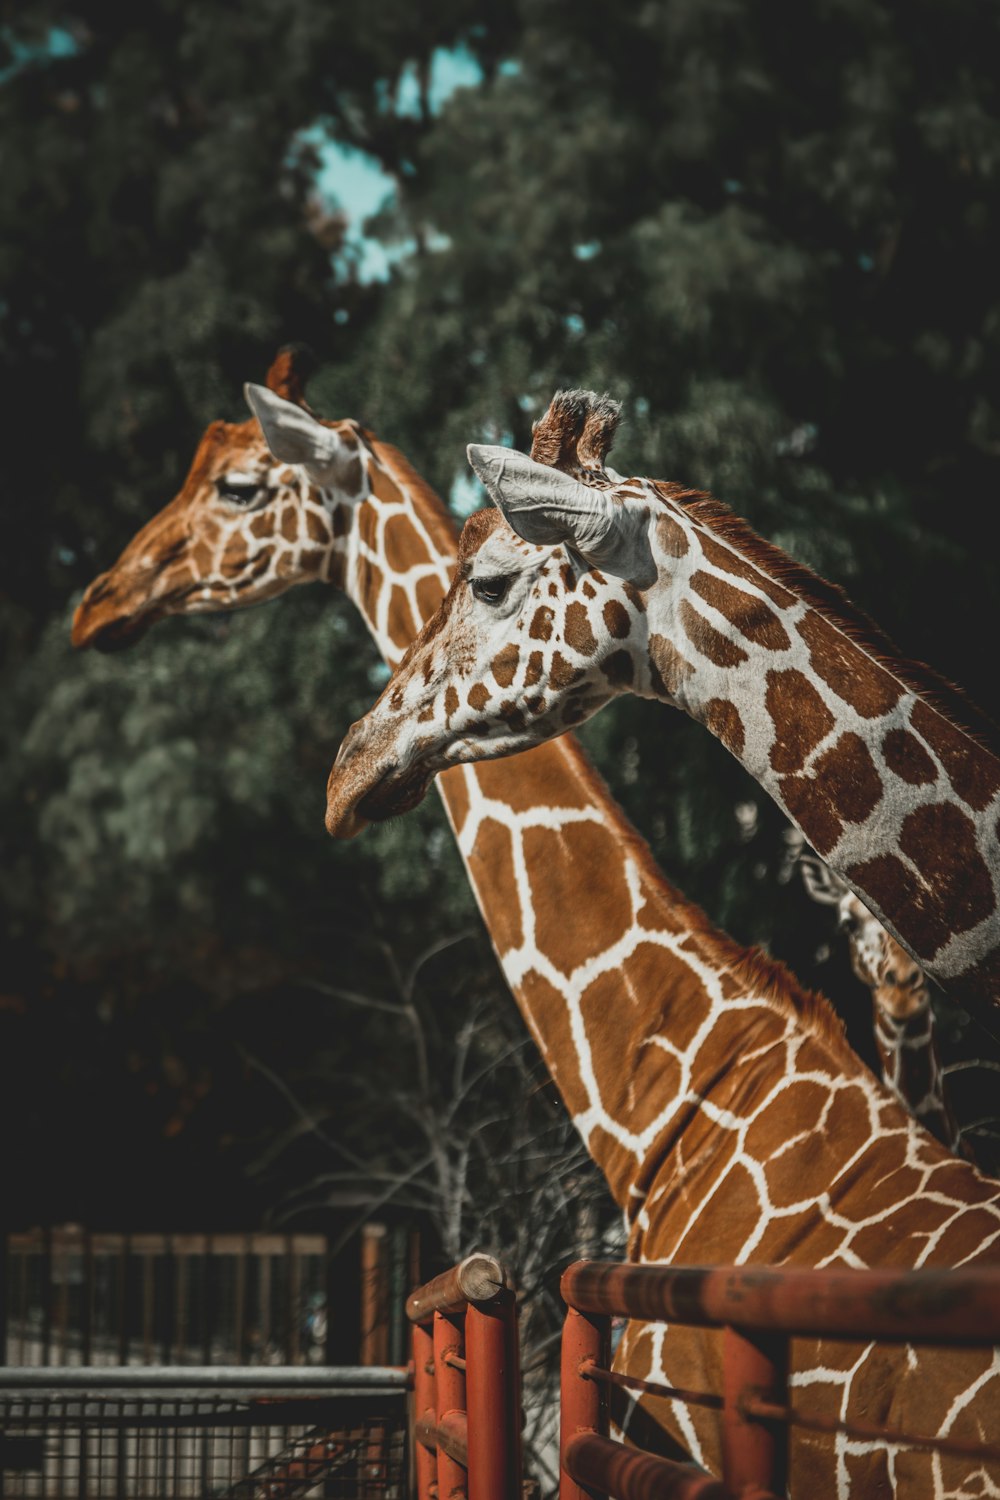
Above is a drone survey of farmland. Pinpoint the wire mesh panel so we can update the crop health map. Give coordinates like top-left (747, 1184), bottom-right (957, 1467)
top-left (0, 1385), bottom-right (407, 1499)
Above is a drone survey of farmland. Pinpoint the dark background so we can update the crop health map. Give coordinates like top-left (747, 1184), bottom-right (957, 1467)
top-left (3, 0), bottom-right (1000, 1256)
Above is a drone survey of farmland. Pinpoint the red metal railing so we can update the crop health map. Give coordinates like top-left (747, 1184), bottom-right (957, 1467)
top-left (559, 1260), bottom-right (1000, 1499)
top-left (407, 1253), bottom-right (522, 1500)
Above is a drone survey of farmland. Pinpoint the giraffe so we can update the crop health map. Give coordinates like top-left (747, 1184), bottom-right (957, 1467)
top-left (75, 369), bottom-right (1000, 1495)
top-left (798, 848), bottom-right (967, 1157)
top-left (324, 417), bottom-right (1000, 1039)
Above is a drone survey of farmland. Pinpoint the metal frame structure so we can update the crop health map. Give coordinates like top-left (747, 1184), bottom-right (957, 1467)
top-left (406, 1254), bottom-right (522, 1500)
top-left (559, 1260), bottom-right (1000, 1499)
top-left (0, 1365), bottom-right (408, 1499)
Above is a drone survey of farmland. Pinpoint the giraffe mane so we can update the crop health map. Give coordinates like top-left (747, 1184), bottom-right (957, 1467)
top-left (653, 482), bottom-right (1000, 757)
top-left (563, 748), bottom-right (858, 1066)
top-left (365, 437), bottom-right (462, 561)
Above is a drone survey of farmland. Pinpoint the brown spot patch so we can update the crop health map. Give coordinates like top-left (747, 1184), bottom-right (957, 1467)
top-left (280, 507), bottom-right (298, 542)
top-left (416, 573), bottom-right (446, 623)
top-left (386, 585), bottom-right (418, 652)
top-left (468, 743), bottom-right (593, 812)
top-left (559, 563), bottom-right (577, 591)
top-left (582, 580), bottom-right (596, 599)
top-left (601, 651), bottom-right (633, 687)
top-left (438, 765), bottom-right (469, 833)
top-left (465, 817), bottom-right (523, 952)
top-left (357, 496), bottom-right (379, 553)
top-left (779, 777), bottom-right (843, 856)
top-left (648, 634), bottom-right (693, 698)
top-left (248, 547), bottom-right (275, 579)
top-left (339, 455), bottom-right (363, 495)
top-left (444, 685), bottom-right (459, 719)
top-left (525, 820), bottom-right (632, 975)
top-left (192, 541), bottom-right (214, 574)
top-left (499, 701), bottom-right (526, 732)
top-left (910, 700), bottom-right (1000, 811)
top-left (468, 682), bottom-right (490, 711)
top-left (566, 601), bottom-right (597, 657)
top-left (797, 611), bottom-right (902, 718)
top-left (551, 652), bottom-right (583, 689)
top-left (223, 533), bottom-right (248, 570)
top-left (530, 606), bottom-right (555, 641)
top-left (696, 530), bottom-right (796, 608)
top-left (250, 512), bottom-right (275, 539)
top-left (306, 508), bottom-right (328, 543)
top-left (383, 513), bottom-right (422, 575)
top-left (525, 651), bottom-right (544, 687)
top-left (656, 513), bottom-right (689, 557)
top-left (331, 504), bottom-right (348, 539)
top-left (492, 644), bottom-right (520, 688)
top-left (691, 571), bottom-right (790, 650)
top-left (882, 727), bottom-right (938, 786)
top-left (603, 600), bottom-right (630, 639)
top-left (703, 698), bottom-right (745, 756)
top-left (679, 600), bottom-right (749, 667)
top-left (766, 669), bottom-right (836, 773)
top-left (847, 807), bottom-right (994, 958)
top-left (622, 581), bottom-right (646, 613)
top-left (829, 733), bottom-right (883, 822)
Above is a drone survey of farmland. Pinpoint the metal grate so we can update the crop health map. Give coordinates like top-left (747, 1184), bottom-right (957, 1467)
top-left (0, 1372), bottom-right (407, 1499)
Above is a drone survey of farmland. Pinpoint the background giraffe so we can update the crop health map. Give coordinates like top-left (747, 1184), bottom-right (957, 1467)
top-left (76, 362), bottom-right (1000, 1494)
top-left (324, 425), bottom-right (1000, 1038)
top-left (798, 846), bottom-right (967, 1157)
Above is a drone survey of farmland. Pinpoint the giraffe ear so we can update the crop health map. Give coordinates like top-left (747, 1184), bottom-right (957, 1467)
top-left (799, 856), bottom-right (847, 907)
top-left (244, 384), bottom-right (339, 471)
top-left (467, 444), bottom-right (655, 584)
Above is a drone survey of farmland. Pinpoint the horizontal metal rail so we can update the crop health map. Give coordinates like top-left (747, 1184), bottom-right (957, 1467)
top-left (561, 1260), bottom-right (1000, 1344)
top-left (0, 1364), bottom-right (408, 1391)
top-left (559, 1260), bottom-right (1000, 1500)
top-left (406, 1255), bottom-right (508, 1322)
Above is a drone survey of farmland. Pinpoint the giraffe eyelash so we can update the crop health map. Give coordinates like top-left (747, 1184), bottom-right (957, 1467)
top-left (215, 474), bottom-right (267, 509)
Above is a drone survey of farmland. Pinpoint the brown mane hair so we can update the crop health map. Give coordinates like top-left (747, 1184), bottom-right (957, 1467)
top-left (651, 482), bottom-right (1000, 757)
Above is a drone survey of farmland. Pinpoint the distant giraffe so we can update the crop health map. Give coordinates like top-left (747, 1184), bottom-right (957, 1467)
top-left (798, 848), bottom-right (966, 1156)
top-left (324, 411), bottom-right (1000, 1039)
top-left (76, 365), bottom-right (1000, 1495)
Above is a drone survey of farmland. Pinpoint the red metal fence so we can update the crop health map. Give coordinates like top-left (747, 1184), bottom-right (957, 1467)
top-left (559, 1260), bottom-right (1000, 1499)
top-left (406, 1253), bottom-right (522, 1500)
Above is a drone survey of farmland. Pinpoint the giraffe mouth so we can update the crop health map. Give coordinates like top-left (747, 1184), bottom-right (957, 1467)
top-left (325, 760), bottom-right (432, 839)
top-left (72, 595), bottom-right (158, 652)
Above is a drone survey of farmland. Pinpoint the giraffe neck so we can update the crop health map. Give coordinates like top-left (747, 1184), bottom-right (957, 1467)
top-left (873, 998), bottom-right (963, 1154)
top-left (308, 442), bottom-right (882, 1212)
top-left (634, 485), bottom-right (1000, 1015)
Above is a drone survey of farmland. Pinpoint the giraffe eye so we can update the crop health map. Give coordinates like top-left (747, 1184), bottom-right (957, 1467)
top-left (839, 913), bottom-right (859, 935)
top-left (470, 575), bottom-right (512, 606)
top-left (216, 475), bottom-right (266, 508)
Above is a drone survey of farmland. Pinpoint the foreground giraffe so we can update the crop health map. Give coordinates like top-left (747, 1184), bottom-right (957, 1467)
top-left (325, 420), bottom-right (1000, 1036)
top-left (75, 369), bottom-right (1000, 1494)
top-left (798, 850), bottom-right (966, 1157)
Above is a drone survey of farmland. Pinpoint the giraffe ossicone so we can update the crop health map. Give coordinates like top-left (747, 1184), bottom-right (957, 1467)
top-left (327, 422), bottom-right (1000, 1034)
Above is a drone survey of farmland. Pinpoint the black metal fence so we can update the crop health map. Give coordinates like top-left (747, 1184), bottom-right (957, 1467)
top-left (0, 1367), bottom-right (408, 1499)
top-left (3, 1226), bottom-right (416, 1370)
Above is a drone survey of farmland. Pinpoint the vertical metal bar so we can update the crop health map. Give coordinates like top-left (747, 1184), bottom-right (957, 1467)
top-left (260, 1252), bottom-right (272, 1363)
top-left (160, 1236), bottom-right (175, 1364)
top-left (81, 1230), bottom-right (94, 1366)
top-left (117, 1234), bottom-right (130, 1366)
top-left (175, 1252), bottom-right (187, 1363)
top-left (142, 1252), bottom-right (154, 1365)
top-left (433, 1310), bottom-right (467, 1500)
top-left (559, 1306), bottom-right (609, 1500)
top-left (412, 1319), bottom-right (436, 1500)
top-left (235, 1241), bottom-right (247, 1365)
top-left (202, 1236), bottom-right (214, 1365)
top-left (466, 1289), bottom-right (521, 1500)
top-left (55, 1230), bottom-right (71, 1365)
top-left (42, 1225), bottom-right (53, 1365)
top-left (360, 1224), bottom-right (388, 1367)
top-left (721, 1325), bottom-right (788, 1498)
top-left (0, 1226), bottom-right (7, 1366)
top-left (285, 1235), bottom-right (298, 1364)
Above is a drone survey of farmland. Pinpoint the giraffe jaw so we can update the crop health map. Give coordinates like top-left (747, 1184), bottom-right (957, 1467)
top-left (71, 587), bottom-right (158, 651)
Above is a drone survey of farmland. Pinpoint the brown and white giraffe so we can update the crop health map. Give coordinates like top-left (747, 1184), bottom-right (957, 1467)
top-left (76, 370), bottom-right (1000, 1495)
top-left (325, 426), bottom-right (1000, 1037)
top-left (798, 848), bottom-right (967, 1157)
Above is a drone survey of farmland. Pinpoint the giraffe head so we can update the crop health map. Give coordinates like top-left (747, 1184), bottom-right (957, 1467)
top-left (799, 856), bottom-right (929, 1021)
top-left (325, 413), bottom-right (708, 836)
top-left (72, 349), bottom-right (369, 650)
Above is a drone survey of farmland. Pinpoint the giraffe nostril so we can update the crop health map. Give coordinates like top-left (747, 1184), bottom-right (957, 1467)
top-left (885, 969), bottom-right (898, 985)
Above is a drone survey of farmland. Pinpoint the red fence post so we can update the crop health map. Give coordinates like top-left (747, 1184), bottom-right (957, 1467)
top-left (721, 1325), bottom-right (788, 1497)
top-left (412, 1318), bottom-right (437, 1500)
top-left (434, 1309), bottom-right (467, 1500)
top-left (465, 1286), bottom-right (521, 1500)
top-left (560, 1305), bottom-right (610, 1500)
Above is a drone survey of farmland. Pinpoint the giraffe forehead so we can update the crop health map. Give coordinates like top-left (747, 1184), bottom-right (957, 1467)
top-left (470, 528), bottom-right (547, 575)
